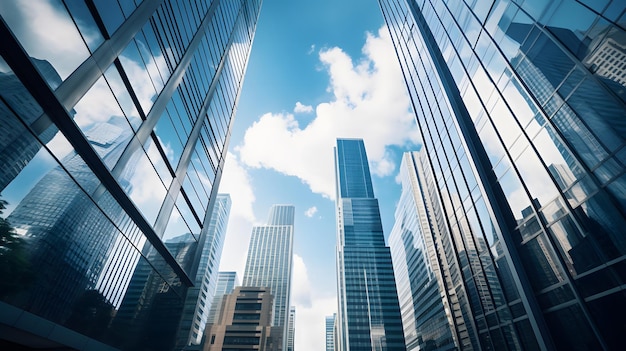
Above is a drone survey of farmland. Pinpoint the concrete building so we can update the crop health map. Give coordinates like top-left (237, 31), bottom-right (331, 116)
top-left (203, 286), bottom-right (280, 351)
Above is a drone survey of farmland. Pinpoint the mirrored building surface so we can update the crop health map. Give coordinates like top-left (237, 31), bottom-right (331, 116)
top-left (334, 138), bottom-right (406, 351)
top-left (0, 1), bottom-right (261, 349)
top-left (390, 151), bottom-right (458, 351)
top-left (379, 0), bottom-right (626, 349)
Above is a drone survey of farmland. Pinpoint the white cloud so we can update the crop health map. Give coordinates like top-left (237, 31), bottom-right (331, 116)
top-left (218, 152), bottom-right (257, 275)
top-left (237, 26), bottom-right (419, 199)
top-left (292, 255), bottom-right (337, 351)
top-left (0, 0), bottom-right (96, 79)
top-left (294, 101), bottom-right (314, 114)
top-left (307, 44), bottom-right (316, 55)
top-left (292, 254), bottom-right (312, 307)
top-left (304, 206), bottom-right (318, 218)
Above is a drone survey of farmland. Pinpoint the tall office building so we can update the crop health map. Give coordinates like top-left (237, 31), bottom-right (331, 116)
top-left (176, 194), bottom-right (232, 348)
top-left (0, 1), bottom-right (261, 349)
top-left (287, 306), bottom-right (295, 351)
top-left (334, 138), bottom-right (406, 351)
top-left (379, 0), bottom-right (626, 350)
top-left (207, 271), bottom-right (240, 325)
top-left (325, 314), bottom-right (336, 351)
top-left (243, 204), bottom-right (295, 351)
top-left (389, 152), bottom-right (457, 351)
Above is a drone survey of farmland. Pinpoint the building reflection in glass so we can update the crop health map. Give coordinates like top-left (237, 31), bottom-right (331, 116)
top-left (380, 0), bottom-right (626, 349)
top-left (0, 0), bottom-right (262, 349)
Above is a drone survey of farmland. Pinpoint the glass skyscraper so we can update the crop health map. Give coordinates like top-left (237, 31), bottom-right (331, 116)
top-left (379, 0), bottom-right (626, 350)
top-left (390, 151), bottom-right (457, 351)
top-left (243, 204), bottom-right (295, 351)
top-left (0, 1), bottom-right (261, 349)
top-left (326, 314), bottom-right (337, 351)
top-left (334, 138), bottom-right (406, 351)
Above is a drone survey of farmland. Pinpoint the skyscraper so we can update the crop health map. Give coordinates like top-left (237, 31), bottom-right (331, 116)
top-left (325, 314), bottom-right (336, 351)
top-left (243, 204), bottom-right (295, 351)
top-left (334, 138), bottom-right (406, 351)
top-left (287, 306), bottom-right (296, 351)
top-left (389, 152), bottom-right (456, 351)
top-left (207, 271), bottom-right (240, 325)
top-left (379, 0), bottom-right (626, 349)
top-left (0, 1), bottom-right (261, 349)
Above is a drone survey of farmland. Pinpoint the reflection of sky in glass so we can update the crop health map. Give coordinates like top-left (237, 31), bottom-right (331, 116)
top-left (118, 139), bottom-right (168, 224)
top-left (0, 0), bottom-right (92, 82)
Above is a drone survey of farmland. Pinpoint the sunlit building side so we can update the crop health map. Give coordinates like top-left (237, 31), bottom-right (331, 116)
top-left (243, 204), bottom-right (295, 351)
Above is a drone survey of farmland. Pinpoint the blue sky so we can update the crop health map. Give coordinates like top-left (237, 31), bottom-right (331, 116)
top-left (217, 1), bottom-right (420, 350)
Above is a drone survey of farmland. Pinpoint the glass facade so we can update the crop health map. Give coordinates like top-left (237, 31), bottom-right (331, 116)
top-left (0, 1), bottom-right (261, 350)
top-left (334, 138), bottom-right (406, 351)
top-left (390, 152), bottom-right (457, 351)
top-left (243, 204), bottom-right (295, 351)
top-left (326, 314), bottom-right (336, 351)
top-left (379, 0), bottom-right (626, 350)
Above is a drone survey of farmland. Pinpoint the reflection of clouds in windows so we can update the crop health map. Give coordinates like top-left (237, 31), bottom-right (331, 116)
top-left (0, 0), bottom-right (94, 79)
top-left (74, 77), bottom-right (126, 128)
top-left (125, 139), bottom-right (171, 223)
top-left (119, 42), bottom-right (168, 114)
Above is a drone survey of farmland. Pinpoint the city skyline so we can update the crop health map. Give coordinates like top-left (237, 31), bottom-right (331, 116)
top-left (2, 0), bottom-right (626, 350)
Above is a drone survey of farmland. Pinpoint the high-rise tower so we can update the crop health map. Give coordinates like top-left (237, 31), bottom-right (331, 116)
top-left (325, 314), bottom-right (336, 351)
top-left (334, 138), bottom-right (406, 351)
top-left (0, 1), bottom-right (261, 349)
top-left (243, 204), bottom-right (295, 351)
top-left (379, 0), bottom-right (626, 349)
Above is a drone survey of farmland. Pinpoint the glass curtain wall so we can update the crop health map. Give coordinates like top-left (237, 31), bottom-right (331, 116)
top-left (0, 1), bottom-right (261, 349)
top-left (379, 0), bottom-right (626, 350)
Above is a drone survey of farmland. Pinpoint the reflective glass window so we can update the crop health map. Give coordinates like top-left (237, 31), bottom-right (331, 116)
top-left (93, 0), bottom-right (125, 36)
top-left (117, 139), bottom-right (167, 224)
top-left (0, 0), bottom-right (90, 83)
top-left (73, 76), bottom-right (134, 169)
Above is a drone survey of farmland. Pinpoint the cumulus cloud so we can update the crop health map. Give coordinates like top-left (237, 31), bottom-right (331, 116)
top-left (0, 0), bottom-right (97, 79)
top-left (291, 254), bottom-right (337, 351)
top-left (218, 152), bottom-right (257, 275)
top-left (237, 26), bottom-right (418, 199)
top-left (292, 254), bottom-right (312, 307)
top-left (294, 102), bottom-right (314, 114)
top-left (304, 206), bottom-right (318, 218)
